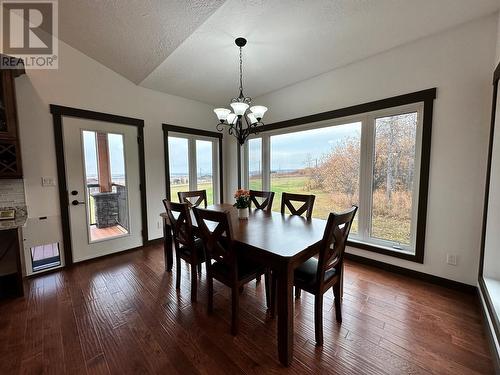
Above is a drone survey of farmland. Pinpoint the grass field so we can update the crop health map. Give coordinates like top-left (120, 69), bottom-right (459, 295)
top-left (250, 175), bottom-right (411, 245)
top-left (170, 183), bottom-right (214, 205)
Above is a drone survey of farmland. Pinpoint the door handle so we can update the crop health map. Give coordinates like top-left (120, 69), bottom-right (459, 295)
top-left (71, 200), bottom-right (85, 206)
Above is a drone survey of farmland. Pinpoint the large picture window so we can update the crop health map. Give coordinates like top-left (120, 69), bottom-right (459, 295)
top-left (163, 125), bottom-right (223, 204)
top-left (243, 89), bottom-right (434, 262)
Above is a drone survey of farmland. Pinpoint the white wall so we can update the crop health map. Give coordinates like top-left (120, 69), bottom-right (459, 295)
top-left (226, 14), bottom-right (498, 285)
top-left (14, 40), bottom-right (214, 245)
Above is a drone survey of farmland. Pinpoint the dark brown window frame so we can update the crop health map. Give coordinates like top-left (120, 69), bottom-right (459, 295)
top-left (162, 124), bottom-right (224, 203)
top-left (50, 105), bottom-right (148, 266)
top-left (247, 88), bottom-right (437, 263)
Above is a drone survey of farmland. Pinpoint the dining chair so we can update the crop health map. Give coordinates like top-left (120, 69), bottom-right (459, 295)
top-left (178, 190), bottom-right (208, 208)
top-left (249, 190), bottom-right (275, 211)
top-left (292, 205), bottom-right (358, 346)
top-left (163, 199), bottom-right (205, 302)
top-left (192, 207), bottom-right (272, 335)
top-left (280, 192), bottom-right (316, 219)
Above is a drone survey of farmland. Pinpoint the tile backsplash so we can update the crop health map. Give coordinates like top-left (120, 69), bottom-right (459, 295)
top-left (0, 179), bottom-right (26, 212)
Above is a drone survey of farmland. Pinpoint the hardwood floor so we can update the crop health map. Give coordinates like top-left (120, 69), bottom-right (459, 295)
top-left (0, 242), bottom-right (494, 374)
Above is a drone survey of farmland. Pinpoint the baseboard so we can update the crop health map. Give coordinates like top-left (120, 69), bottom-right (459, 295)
top-left (145, 238), bottom-right (163, 247)
top-left (344, 253), bottom-right (477, 294)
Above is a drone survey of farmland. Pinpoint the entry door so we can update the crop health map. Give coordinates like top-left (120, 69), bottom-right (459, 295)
top-left (62, 117), bottom-right (142, 262)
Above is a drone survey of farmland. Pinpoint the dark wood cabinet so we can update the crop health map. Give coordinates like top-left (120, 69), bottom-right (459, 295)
top-left (0, 70), bottom-right (18, 139)
top-left (0, 139), bottom-right (22, 177)
top-left (0, 228), bottom-right (24, 299)
top-left (0, 55), bottom-right (24, 178)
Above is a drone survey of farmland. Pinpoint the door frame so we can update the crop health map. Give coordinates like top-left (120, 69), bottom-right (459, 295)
top-left (50, 105), bottom-right (148, 265)
top-left (162, 123), bottom-right (223, 202)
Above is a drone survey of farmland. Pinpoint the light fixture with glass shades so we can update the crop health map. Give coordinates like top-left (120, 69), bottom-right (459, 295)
top-left (214, 37), bottom-right (268, 145)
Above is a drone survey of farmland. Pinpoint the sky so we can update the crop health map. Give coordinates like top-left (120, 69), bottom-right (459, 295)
top-left (252, 122), bottom-right (361, 173)
top-left (168, 137), bottom-right (213, 176)
top-left (83, 131), bottom-right (126, 178)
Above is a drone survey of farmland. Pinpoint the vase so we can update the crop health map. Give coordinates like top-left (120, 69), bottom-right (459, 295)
top-left (238, 208), bottom-right (249, 220)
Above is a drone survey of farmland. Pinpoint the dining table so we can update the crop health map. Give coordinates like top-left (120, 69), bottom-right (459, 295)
top-left (160, 203), bottom-right (328, 366)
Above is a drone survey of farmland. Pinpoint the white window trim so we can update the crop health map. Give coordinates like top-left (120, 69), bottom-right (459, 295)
top-left (243, 102), bottom-right (424, 256)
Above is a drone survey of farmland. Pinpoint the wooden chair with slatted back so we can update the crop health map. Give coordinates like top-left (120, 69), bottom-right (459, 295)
top-left (249, 189), bottom-right (275, 286)
top-left (163, 199), bottom-right (205, 302)
top-left (178, 190), bottom-right (207, 208)
top-left (291, 206), bottom-right (358, 346)
top-left (280, 192), bottom-right (316, 219)
top-left (192, 207), bottom-right (271, 335)
top-left (249, 190), bottom-right (275, 211)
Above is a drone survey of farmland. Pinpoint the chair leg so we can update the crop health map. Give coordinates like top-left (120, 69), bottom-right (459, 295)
top-left (264, 271), bottom-right (271, 309)
top-left (295, 287), bottom-right (301, 299)
top-left (175, 255), bottom-right (181, 290)
top-left (314, 294), bottom-right (324, 346)
top-left (197, 262), bottom-right (202, 276)
top-left (333, 282), bottom-right (342, 323)
top-left (190, 263), bottom-right (197, 302)
top-left (231, 285), bottom-right (240, 336)
top-left (207, 266), bottom-right (213, 314)
top-left (256, 275), bottom-right (261, 283)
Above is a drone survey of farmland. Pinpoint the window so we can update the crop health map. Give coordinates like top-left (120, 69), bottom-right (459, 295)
top-left (248, 138), bottom-right (262, 190)
top-left (196, 140), bottom-right (215, 204)
top-left (268, 122), bottom-right (361, 234)
top-left (168, 136), bottom-right (189, 201)
top-left (370, 112), bottom-right (418, 247)
top-left (243, 89), bottom-right (435, 262)
top-left (164, 125), bottom-right (222, 204)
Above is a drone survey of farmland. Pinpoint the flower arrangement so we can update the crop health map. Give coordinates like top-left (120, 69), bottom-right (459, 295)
top-left (233, 189), bottom-right (250, 209)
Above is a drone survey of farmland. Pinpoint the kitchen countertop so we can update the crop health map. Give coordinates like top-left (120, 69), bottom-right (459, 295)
top-left (0, 215), bottom-right (27, 231)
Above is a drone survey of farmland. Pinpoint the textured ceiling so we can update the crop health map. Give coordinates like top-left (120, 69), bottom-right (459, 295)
top-left (59, 0), bottom-right (226, 83)
top-left (140, 0), bottom-right (500, 105)
top-left (58, 0), bottom-right (500, 105)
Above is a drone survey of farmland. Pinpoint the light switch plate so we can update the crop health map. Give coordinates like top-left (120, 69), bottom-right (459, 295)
top-left (41, 177), bottom-right (56, 187)
top-left (446, 254), bottom-right (457, 266)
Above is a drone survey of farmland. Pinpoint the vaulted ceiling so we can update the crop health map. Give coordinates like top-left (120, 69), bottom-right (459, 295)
top-left (59, 0), bottom-right (500, 106)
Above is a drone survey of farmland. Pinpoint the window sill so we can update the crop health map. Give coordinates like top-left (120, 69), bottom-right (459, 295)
top-left (347, 239), bottom-right (423, 263)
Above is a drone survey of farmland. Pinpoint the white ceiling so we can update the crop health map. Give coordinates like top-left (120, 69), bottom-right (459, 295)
top-left (59, 0), bottom-right (500, 106)
top-left (59, 0), bottom-right (226, 83)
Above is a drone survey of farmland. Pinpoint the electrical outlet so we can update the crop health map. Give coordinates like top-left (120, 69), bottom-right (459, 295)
top-left (41, 177), bottom-right (56, 186)
top-left (446, 254), bottom-right (457, 266)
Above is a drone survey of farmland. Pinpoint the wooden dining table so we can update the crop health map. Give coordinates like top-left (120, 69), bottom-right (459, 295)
top-left (160, 203), bottom-right (328, 366)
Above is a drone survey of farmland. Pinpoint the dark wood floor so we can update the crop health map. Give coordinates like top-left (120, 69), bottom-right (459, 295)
top-left (0, 243), bottom-right (494, 374)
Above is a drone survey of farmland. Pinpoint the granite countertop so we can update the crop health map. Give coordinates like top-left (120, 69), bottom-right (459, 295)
top-left (0, 215), bottom-right (27, 231)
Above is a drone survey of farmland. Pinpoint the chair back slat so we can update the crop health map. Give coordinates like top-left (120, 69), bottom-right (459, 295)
top-left (316, 206), bottom-right (358, 288)
top-left (249, 190), bottom-right (275, 211)
top-left (281, 192), bottom-right (315, 219)
top-left (178, 190), bottom-right (208, 208)
top-left (192, 207), bottom-right (237, 274)
top-left (162, 199), bottom-right (195, 248)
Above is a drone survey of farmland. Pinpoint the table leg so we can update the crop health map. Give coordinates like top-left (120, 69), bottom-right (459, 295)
top-left (341, 262), bottom-right (344, 299)
top-left (277, 264), bottom-right (293, 366)
top-left (163, 218), bottom-right (173, 271)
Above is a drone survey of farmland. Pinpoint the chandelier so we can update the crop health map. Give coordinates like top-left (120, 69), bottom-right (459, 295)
top-left (213, 37), bottom-right (267, 145)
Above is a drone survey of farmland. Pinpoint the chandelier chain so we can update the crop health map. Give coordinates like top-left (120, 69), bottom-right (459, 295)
top-left (239, 47), bottom-right (243, 94)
